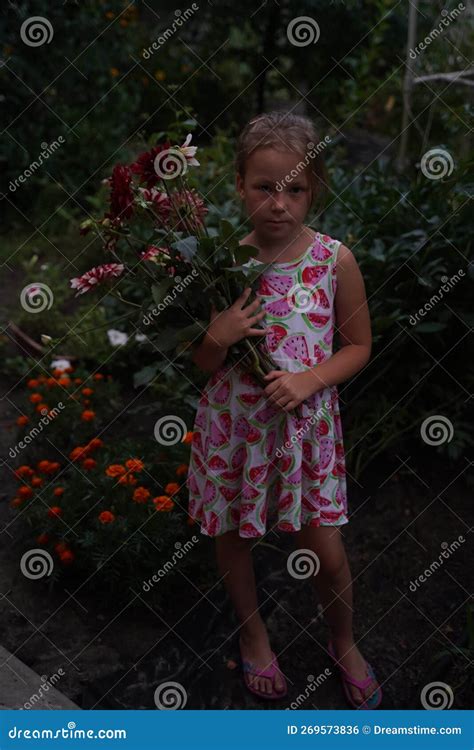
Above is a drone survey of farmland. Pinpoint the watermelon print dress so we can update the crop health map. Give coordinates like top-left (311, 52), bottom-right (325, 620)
top-left (186, 231), bottom-right (348, 539)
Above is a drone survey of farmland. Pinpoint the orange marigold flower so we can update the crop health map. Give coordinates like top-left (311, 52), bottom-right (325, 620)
top-left (36, 533), bottom-right (49, 545)
top-left (176, 463), bottom-right (188, 477)
top-left (53, 487), bottom-right (64, 497)
top-left (165, 482), bottom-right (180, 496)
top-left (82, 387), bottom-right (94, 396)
top-left (153, 496), bottom-right (174, 511)
top-left (18, 486), bottom-right (33, 499)
top-left (74, 377), bottom-right (82, 384)
top-left (14, 465), bottom-right (34, 479)
top-left (93, 373), bottom-right (105, 381)
top-left (31, 476), bottom-right (43, 488)
top-left (29, 393), bottom-right (42, 404)
top-left (36, 403), bottom-right (49, 413)
top-left (106, 464), bottom-right (126, 477)
top-left (16, 415), bottom-right (29, 426)
top-left (133, 486), bottom-right (151, 503)
top-left (27, 379), bottom-right (40, 389)
top-left (47, 377), bottom-right (57, 387)
top-left (37, 460), bottom-right (52, 473)
top-left (82, 458), bottom-right (97, 470)
top-left (59, 549), bottom-right (74, 564)
top-left (58, 377), bottom-right (71, 387)
top-left (118, 473), bottom-right (137, 485)
top-left (88, 438), bottom-right (103, 450)
top-left (70, 446), bottom-right (89, 462)
top-left (65, 366), bottom-right (74, 373)
top-left (48, 462), bottom-right (61, 474)
top-left (10, 497), bottom-right (23, 508)
top-left (81, 409), bottom-right (95, 422)
top-left (54, 541), bottom-right (68, 554)
top-left (125, 458), bottom-right (144, 472)
top-left (182, 431), bottom-right (194, 444)
top-left (99, 510), bottom-right (115, 524)
top-left (48, 506), bottom-right (62, 518)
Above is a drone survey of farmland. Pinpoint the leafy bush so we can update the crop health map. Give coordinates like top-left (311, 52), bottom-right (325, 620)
top-left (9, 363), bottom-right (200, 597)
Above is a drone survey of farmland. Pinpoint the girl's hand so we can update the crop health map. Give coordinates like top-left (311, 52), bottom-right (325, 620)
top-left (208, 287), bottom-right (270, 349)
top-left (262, 369), bottom-right (322, 412)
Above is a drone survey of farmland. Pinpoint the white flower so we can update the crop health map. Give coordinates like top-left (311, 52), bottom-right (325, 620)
top-left (135, 332), bottom-right (147, 342)
top-left (50, 358), bottom-right (71, 371)
top-left (179, 133), bottom-right (200, 167)
top-left (107, 329), bottom-right (129, 347)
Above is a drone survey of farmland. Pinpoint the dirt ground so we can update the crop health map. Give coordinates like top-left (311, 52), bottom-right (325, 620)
top-left (1, 378), bottom-right (471, 710)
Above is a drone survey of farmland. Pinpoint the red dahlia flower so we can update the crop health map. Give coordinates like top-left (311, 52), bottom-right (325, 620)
top-left (107, 165), bottom-right (134, 221)
top-left (130, 142), bottom-right (172, 188)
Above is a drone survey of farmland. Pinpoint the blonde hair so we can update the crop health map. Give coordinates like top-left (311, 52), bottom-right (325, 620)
top-left (235, 110), bottom-right (328, 210)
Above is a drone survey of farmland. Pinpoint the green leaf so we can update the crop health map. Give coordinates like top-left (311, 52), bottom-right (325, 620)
top-left (151, 278), bottom-right (175, 306)
top-left (233, 243), bottom-right (260, 265)
top-left (133, 363), bottom-right (160, 388)
top-left (171, 236), bottom-right (198, 262)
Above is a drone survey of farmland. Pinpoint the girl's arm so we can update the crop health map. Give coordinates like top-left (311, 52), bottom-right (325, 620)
top-left (191, 331), bottom-right (229, 374)
top-left (191, 305), bottom-right (229, 374)
top-left (308, 244), bottom-right (372, 390)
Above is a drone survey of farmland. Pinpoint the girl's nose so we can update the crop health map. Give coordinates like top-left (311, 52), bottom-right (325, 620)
top-left (271, 191), bottom-right (287, 210)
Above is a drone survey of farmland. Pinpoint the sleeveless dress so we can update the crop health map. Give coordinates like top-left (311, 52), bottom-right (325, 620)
top-left (186, 231), bottom-right (348, 538)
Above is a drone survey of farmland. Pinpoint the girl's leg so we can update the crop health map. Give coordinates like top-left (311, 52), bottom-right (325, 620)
top-left (215, 529), bottom-right (286, 695)
top-left (293, 524), bottom-right (379, 704)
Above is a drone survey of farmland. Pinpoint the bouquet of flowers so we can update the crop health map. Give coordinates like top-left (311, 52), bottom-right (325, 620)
top-left (69, 130), bottom-right (283, 390)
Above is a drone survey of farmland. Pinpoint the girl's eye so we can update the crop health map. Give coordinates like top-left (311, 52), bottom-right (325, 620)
top-left (259, 185), bottom-right (272, 193)
top-left (290, 186), bottom-right (303, 193)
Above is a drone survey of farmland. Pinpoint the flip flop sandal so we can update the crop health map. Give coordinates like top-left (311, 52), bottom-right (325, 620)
top-left (241, 652), bottom-right (288, 700)
top-left (328, 640), bottom-right (382, 710)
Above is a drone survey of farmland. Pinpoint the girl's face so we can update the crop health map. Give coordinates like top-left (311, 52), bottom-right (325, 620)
top-left (236, 147), bottom-right (313, 240)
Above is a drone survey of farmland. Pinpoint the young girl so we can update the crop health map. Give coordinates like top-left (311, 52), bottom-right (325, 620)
top-left (187, 112), bottom-right (381, 709)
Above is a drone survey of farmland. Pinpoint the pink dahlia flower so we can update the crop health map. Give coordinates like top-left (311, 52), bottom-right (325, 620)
top-left (70, 263), bottom-right (124, 296)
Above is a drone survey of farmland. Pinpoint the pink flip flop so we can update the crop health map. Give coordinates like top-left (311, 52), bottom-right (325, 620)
top-left (240, 649), bottom-right (288, 700)
top-left (328, 640), bottom-right (382, 709)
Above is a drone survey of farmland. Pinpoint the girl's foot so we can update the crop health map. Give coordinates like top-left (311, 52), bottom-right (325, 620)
top-left (330, 639), bottom-right (380, 705)
top-left (239, 625), bottom-right (286, 695)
